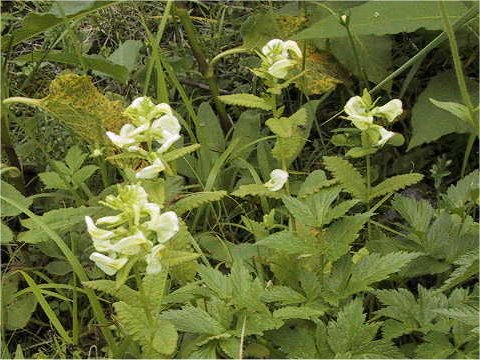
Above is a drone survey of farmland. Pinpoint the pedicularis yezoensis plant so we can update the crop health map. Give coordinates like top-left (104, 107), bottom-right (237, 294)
top-left (3, 37), bottom-right (478, 359)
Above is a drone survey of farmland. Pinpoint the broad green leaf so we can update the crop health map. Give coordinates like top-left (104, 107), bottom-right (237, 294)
top-left (0, 180), bottom-right (32, 217)
top-left (106, 40), bottom-right (143, 73)
top-left (2, 2), bottom-right (116, 49)
top-left (261, 286), bottom-right (306, 305)
top-left (273, 306), bottom-right (324, 320)
top-left (294, 1), bottom-right (467, 40)
top-left (64, 145), bottom-right (87, 171)
top-left (4, 293), bottom-right (37, 330)
top-left (219, 94), bottom-right (272, 110)
top-left (330, 35), bottom-right (392, 86)
top-left (231, 110), bottom-right (262, 160)
top-left (38, 171), bottom-right (69, 190)
top-left (15, 51), bottom-right (129, 83)
top-left (409, 72), bottom-right (479, 149)
top-left (1, 222), bottom-right (13, 244)
top-left (240, 11), bottom-right (280, 49)
top-left (45, 260), bottom-right (72, 276)
top-left (72, 165), bottom-right (99, 185)
top-left (298, 170), bottom-right (338, 198)
top-left (282, 195), bottom-right (316, 227)
top-left (257, 231), bottom-right (317, 255)
top-left (430, 98), bottom-right (472, 126)
top-left (171, 191), bottom-right (227, 216)
top-left (392, 195), bottom-right (434, 233)
top-left (113, 301), bottom-right (151, 347)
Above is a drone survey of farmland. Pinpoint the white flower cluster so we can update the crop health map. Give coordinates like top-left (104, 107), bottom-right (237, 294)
top-left (106, 97), bottom-right (181, 179)
top-left (255, 39), bottom-right (303, 80)
top-left (86, 184), bottom-right (179, 276)
top-left (344, 91), bottom-right (403, 148)
top-left (264, 169), bottom-right (289, 192)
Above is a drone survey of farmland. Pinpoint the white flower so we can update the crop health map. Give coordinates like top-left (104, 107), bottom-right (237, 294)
top-left (375, 126), bottom-right (396, 147)
top-left (372, 99), bottom-right (403, 122)
top-left (135, 158), bottom-right (166, 179)
top-left (106, 124), bottom-right (148, 151)
top-left (85, 216), bottom-right (114, 241)
top-left (112, 230), bottom-right (152, 255)
top-left (146, 211), bottom-right (179, 243)
top-left (264, 169), bottom-right (289, 192)
top-left (89, 252), bottom-right (128, 276)
top-left (344, 96), bottom-right (373, 130)
top-left (96, 215), bottom-right (123, 225)
top-left (261, 39), bottom-right (302, 79)
top-left (145, 244), bottom-right (166, 275)
top-left (151, 114), bottom-right (181, 153)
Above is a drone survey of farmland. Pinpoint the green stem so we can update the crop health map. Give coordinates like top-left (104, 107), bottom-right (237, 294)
top-left (210, 47), bottom-right (250, 68)
top-left (175, 2), bottom-right (230, 133)
top-left (366, 155), bottom-right (372, 241)
top-left (135, 268), bottom-right (154, 325)
top-left (439, 0), bottom-right (477, 177)
top-left (460, 133), bottom-right (475, 178)
top-left (71, 235), bottom-right (79, 345)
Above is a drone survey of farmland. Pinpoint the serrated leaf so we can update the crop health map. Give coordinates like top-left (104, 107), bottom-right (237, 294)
top-left (282, 195), bottom-right (316, 227)
top-left (369, 173), bottom-right (423, 200)
top-left (261, 286), bottom-right (306, 305)
top-left (114, 301), bottom-right (151, 347)
top-left (442, 170), bottom-right (479, 210)
top-left (82, 280), bottom-right (141, 305)
top-left (324, 214), bottom-right (371, 263)
top-left (161, 305), bottom-right (226, 335)
top-left (273, 306), bottom-right (324, 320)
top-left (72, 165), bottom-right (98, 185)
top-left (231, 184), bottom-right (283, 199)
top-left (323, 156), bottom-right (367, 200)
top-left (257, 231), bottom-right (316, 255)
top-left (172, 191), bottom-right (227, 216)
top-left (38, 171), bottom-right (69, 190)
top-left (298, 170), bottom-right (338, 198)
top-left (162, 144), bottom-right (200, 162)
top-left (65, 145), bottom-right (87, 171)
top-left (198, 265), bottom-right (232, 300)
top-left (152, 320), bottom-right (178, 355)
top-left (142, 272), bottom-right (167, 315)
top-left (1, 222), bottom-right (14, 244)
top-left (440, 251), bottom-right (479, 291)
top-left (218, 94), bottom-right (272, 110)
top-left (392, 195), bottom-right (434, 233)
top-left (162, 250), bottom-right (200, 267)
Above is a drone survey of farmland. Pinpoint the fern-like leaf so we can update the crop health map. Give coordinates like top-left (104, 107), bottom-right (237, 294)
top-left (82, 280), bottom-right (141, 305)
top-left (231, 184), bottom-right (283, 198)
top-left (171, 191), bottom-right (227, 215)
top-left (218, 94), bottom-right (272, 110)
top-left (162, 144), bottom-right (201, 162)
top-left (370, 173), bottom-right (423, 201)
top-left (323, 156), bottom-right (367, 200)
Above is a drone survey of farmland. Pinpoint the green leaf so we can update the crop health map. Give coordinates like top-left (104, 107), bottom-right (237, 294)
top-left (257, 231), bottom-right (316, 255)
top-left (267, 323), bottom-right (319, 358)
top-left (346, 252), bottom-right (420, 295)
top-left (240, 11), bottom-right (280, 49)
top-left (198, 265), bottom-right (232, 300)
top-left (415, 332), bottom-right (456, 359)
top-left (45, 260), bottom-right (72, 276)
top-left (442, 170), bottom-right (479, 210)
top-left (298, 170), bottom-right (338, 198)
top-left (261, 286), bottom-right (306, 305)
top-left (294, 1), bottom-right (467, 40)
top-left (72, 165), bottom-right (98, 185)
top-left (38, 171), bottom-right (69, 190)
top-left (4, 293), bottom-right (37, 330)
top-left (65, 145), bottom-right (87, 171)
top-left (218, 94), bottom-right (272, 110)
top-left (161, 305), bottom-right (226, 335)
top-left (273, 306), bottom-right (324, 320)
top-left (1, 222), bottom-right (14, 244)
top-left (430, 98), bottom-right (472, 125)
top-left (330, 35), bottom-right (392, 86)
top-left (440, 251), bottom-right (479, 291)
top-left (142, 272), bottom-right (167, 315)
top-left (82, 280), bottom-right (141, 305)
top-left (409, 72), bottom-right (479, 149)
top-left (19, 206), bottom-right (102, 244)
top-left (151, 320), bottom-right (178, 355)
top-left (369, 173), bottom-right (423, 201)
top-left (324, 214), bottom-right (371, 263)
top-left (162, 250), bottom-right (200, 267)
top-left (231, 184), bottom-right (283, 199)
top-left (231, 110), bottom-right (262, 160)
top-left (323, 156), bottom-right (367, 200)
top-left (392, 195), bottom-right (434, 233)
top-left (282, 195), bottom-right (316, 227)
top-left (162, 144), bottom-right (200, 162)
top-left (106, 39), bottom-right (143, 73)
top-left (15, 51), bottom-right (130, 83)
top-left (171, 191), bottom-right (227, 216)
top-left (113, 301), bottom-right (151, 347)
top-left (197, 102), bottom-right (226, 154)
top-left (1, 181), bottom-right (32, 217)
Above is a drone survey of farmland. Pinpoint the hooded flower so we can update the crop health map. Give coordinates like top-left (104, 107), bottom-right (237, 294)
top-left (150, 113), bottom-right (181, 153)
top-left (260, 39), bottom-right (302, 80)
top-left (106, 123), bottom-right (148, 151)
top-left (264, 169), bottom-right (289, 192)
top-left (344, 95), bottom-right (374, 130)
top-left (135, 158), bottom-right (166, 179)
top-left (145, 244), bottom-right (166, 275)
top-left (112, 230), bottom-right (152, 256)
top-left (372, 99), bottom-right (403, 122)
top-left (89, 252), bottom-right (128, 276)
top-left (146, 211), bottom-right (179, 243)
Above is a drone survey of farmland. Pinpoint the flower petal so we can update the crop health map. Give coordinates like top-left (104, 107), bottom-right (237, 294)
top-left (264, 169), bottom-right (289, 192)
top-left (147, 211), bottom-right (179, 243)
top-left (89, 252), bottom-right (128, 275)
